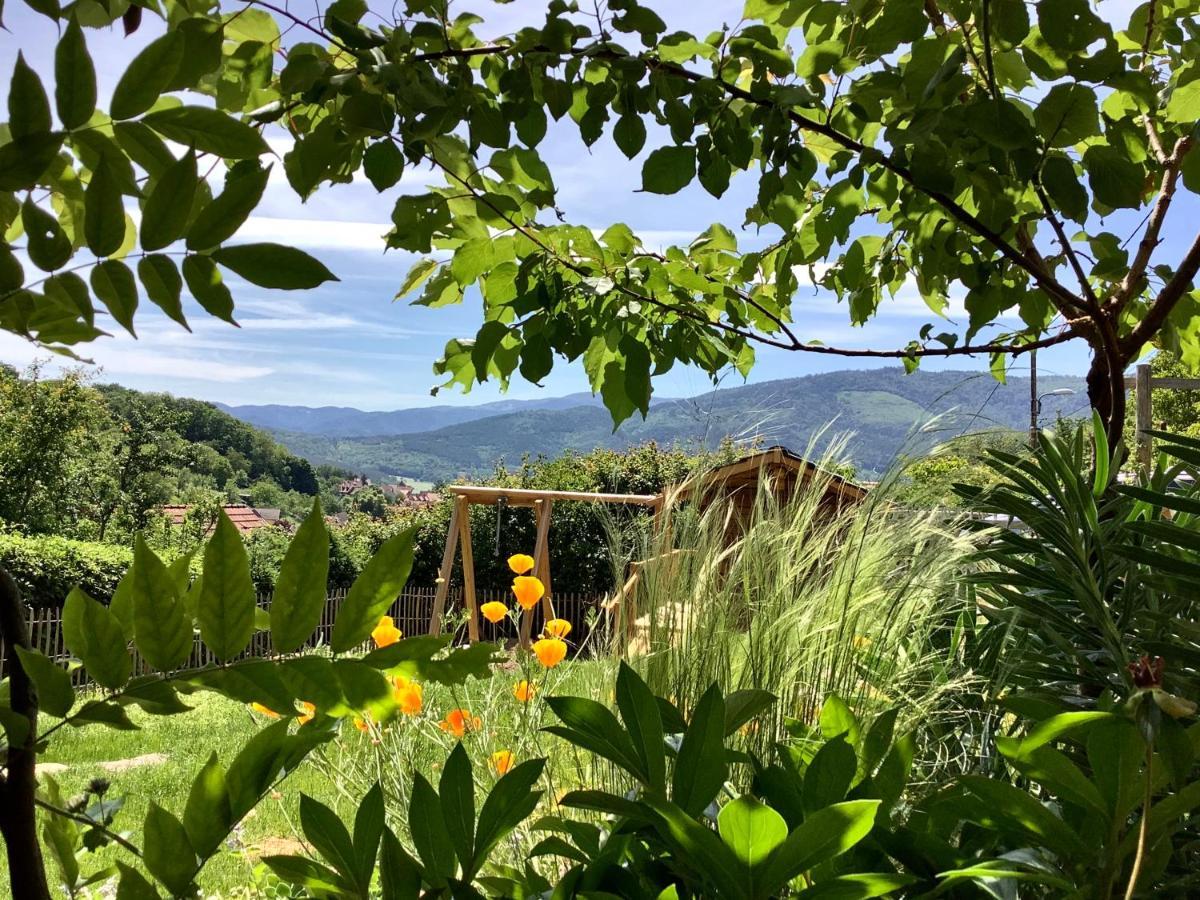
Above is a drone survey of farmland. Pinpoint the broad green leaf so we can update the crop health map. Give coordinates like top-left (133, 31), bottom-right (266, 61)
top-left (14, 646), bottom-right (73, 717)
top-left (409, 774), bottom-right (456, 886)
top-left (673, 685), bottom-right (727, 815)
top-left (757, 800), bottom-right (881, 892)
top-left (0, 132), bottom-right (64, 192)
top-left (544, 696), bottom-right (646, 780)
top-left (1165, 80), bottom-right (1200, 126)
top-left (957, 775), bottom-right (1091, 859)
top-left (141, 149), bottom-right (197, 251)
top-left (111, 33), bottom-right (182, 120)
top-left (440, 743), bottom-right (476, 872)
top-left (186, 164), bottom-right (270, 251)
top-left (717, 796), bottom-right (788, 872)
top-left (1033, 84), bottom-right (1099, 148)
top-left (138, 254), bottom-right (189, 329)
top-left (819, 695), bottom-right (861, 745)
top-left (143, 106), bottom-right (270, 159)
top-left (330, 527), bottom-right (414, 652)
top-left (183, 752), bottom-right (232, 859)
top-left (472, 759), bottom-right (545, 875)
top-left (260, 856), bottom-right (349, 895)
top-left (61, 587), bottom-right (131, 690)
top-left (22, 197), bottom-right (72, 271)
top-left (270, 498), bottom-right (330, 653)
top-left (197, 511), bottom-right (256, 661)
top-left (615, 662), bottom-right (666, 790)
top-left (300, 794), bottom-right (361, 889)
top-left (182, 255), bottom-right (235, 322)
top-left (142, 802), bottom-right (197, 897)
top-left (380, 828), bottom-right (422, 899)
top-left (84, 159), bottom-right (124, 257)
top-left (1041, 155), bottom-right (1088, 223)
top-left (395, 257), bottom-right (439, 299)
top-left (724, 689), bottom-right (775, 736)
top-left (363, 140), bottom-right (405, 191)
top-left (450, 236), bottom-right (494, 286)
top-left (1083, 146), bottom-right (1142, 209)
top-left (55, 19), bottom-right (96, 130)
top-left (641, 796), bottom-right (748, 899)
top-left (793, 873), bottom-right (918, 898)
top-left (352, 784), bottom-right (386, 887)
top-left (9, 53), bottom-right (51, 138)
top-left (115, 863), bottom-right (162, 900)
top-left (130, 535), bottom-right (192, 672)
top-left (211, 243), bottom-right (337, 289)
top-left (614, 113), bottom-right (647, 158)
top-left (641, 145), bottom-right (696, 194)
top-left (804, 736), bottom-right (856, 811)
top-left (90, 260), bottom-right (138, 336)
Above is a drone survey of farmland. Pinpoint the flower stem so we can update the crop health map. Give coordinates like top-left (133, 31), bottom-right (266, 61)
top-left (1123, 743), bottom-right (1155, 900)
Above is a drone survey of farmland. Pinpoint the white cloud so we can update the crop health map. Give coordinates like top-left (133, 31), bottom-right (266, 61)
top-left (236, 215), bottom-right (393, 251)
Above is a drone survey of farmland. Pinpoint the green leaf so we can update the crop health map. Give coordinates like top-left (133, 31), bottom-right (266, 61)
top-left (544, 696), bottom-right (646, 780)
top-left (270, 498), bottom-right (330, 653)
top-left (130, 535), bottom-right (192, 672)
top-left (9, 53), bottom-right (51, 139)
top-left (724, 689), bottom-right (775, 737)
top-left (793, 873), bottom-right (918, 899)
top-left (14, 646), bottom-right (73, 718)
top-left (1165, 80), bottom-right (1200, 126)
top-left (472, 758), bottom-right (545, 876)
top-left (1033, 84), bottom-right (1099, 148)
top-left (198, 510), bottom-right (256, 661)
top-left (330, 527), bottom-right (414, 652)
top-left (757, 800), bottom-right (880, 892)
top-left (211, 243), bottom-right (338, 290)
top-left (111, 33), bottom-right (182, 120)
top-left (22, 197), bottom-right (72, 271)
top-left (804, 736), bottom-right (856, 811)
top-left (182, 255), bottom-right (235, 323)
top-left (615, 662), bottom-right (666, 790)
top-left (261, 856), bottom-right (349, 895)
top-left (0, 132), bottom-right (64, 191)
top-left (614, 114), bottom-right (647, 159)
top-left (364, 140), bottom-right (405, 191)
top-left (138, 254), bottom-right (189, 330)
top-left (441, 743), bottom-right (476, 872)
top-left (186, 164), bottom-right (270, 251)
top-left (380, 828), bottom-right (422, 899)
top-left (183, 752), bottom-right (232, 859)
top-left (673, 685), bottom-right (727, 815)
top-left (61, 587), bottom-right (131, 690)
top-left (141, 149), bottom-right (198, 251)
top-left (55, 19), bottom-right (96, 130)
top-left (90, 260), bottom-right (138, 336)
top-left (142, 106), bottom-right (270, 159)
top-left (115, 862), bottom-right (162, 900)
top-left (409, 774), bottom-right (456, 886)
top-left (1041, 155), bottom-right (1088, 223)
top-left (352, 784), bottom-right (386, 888)
top-left (819, 695), bottom-right (861, 745)
top-left (957, 774), bottom-right (1091, 859)
top-left (641, 145), bottom-right (696, 194)
top-left (718, 796), bottom-right (788, 876)
top-left (396, 257), bottom-right (439, 299)
top-left (84, 160), bottom-right (124, 257)
top-left (1083, 146), bottom-right (1143, 209)
top-left (142, 802), bottom-right (197, 897)
top-left (300, 793), bottom-right (361, 889)
top-left (640, 796), bottom-right (747, 899)
top-left (450, 237), bottom-right (495, 287)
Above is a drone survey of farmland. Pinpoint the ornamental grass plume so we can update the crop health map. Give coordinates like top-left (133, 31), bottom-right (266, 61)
top-left (439, 708), bottom-right (481, 738)
top-left (393, 676), bottom-right (423, 716)
top-left (512, 575), bottom-right (544, 610)
top-left (480, 601), bottom-right (508, 623)
top-left (532, 637), bottom-right (567, 668)
top-left (508, 553), bottom-right (535, 575)
top-left (371, 615), bottom-right (402, 648)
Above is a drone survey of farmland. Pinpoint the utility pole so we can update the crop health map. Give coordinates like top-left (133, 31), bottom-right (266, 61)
top-left (1028, 348), bottom-right (1039, 449)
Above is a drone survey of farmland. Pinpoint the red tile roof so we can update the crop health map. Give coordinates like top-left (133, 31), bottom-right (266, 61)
top-left (161, 504), bottom-right (275, 534)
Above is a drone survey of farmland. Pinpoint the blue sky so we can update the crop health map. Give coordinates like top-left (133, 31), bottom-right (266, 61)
top-left (2, 0), bottom-right (1192, 411)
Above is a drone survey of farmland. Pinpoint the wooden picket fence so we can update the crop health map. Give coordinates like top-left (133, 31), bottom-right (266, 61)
top-left (0, 587), bottom-right (606, 687)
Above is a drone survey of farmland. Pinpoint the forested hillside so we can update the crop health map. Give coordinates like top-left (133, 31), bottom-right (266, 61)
top-left (0, 365), bottom-right (322, 542)
top-left (267, 368), bottom-right (1086, 482)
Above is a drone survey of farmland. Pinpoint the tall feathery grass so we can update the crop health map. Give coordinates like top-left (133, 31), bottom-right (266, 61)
top-left (602, 442), bottom-right (981, 774)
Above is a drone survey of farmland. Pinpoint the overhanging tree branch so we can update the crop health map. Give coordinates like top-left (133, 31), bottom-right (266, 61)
top-left (1122, 227), bottom-right (1200, 355)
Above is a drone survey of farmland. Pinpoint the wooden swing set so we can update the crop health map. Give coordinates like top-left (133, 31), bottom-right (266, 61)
top-left (427, 484), bottom-right (661, 646)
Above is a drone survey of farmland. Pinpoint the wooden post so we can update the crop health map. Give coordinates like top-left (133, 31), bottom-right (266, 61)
top-left (536, 499), bottom-right (555, 623)
top-left (1136, 362), bottom-right (1152, 470)
top-left (428, 497), bottom-right (462, 635)
top-left (1028, 347), bottom-right (1039, 449)
top-left (520, 498), bottom-right (554, 648)
top-left (457, 496), bottom-right (480, 643)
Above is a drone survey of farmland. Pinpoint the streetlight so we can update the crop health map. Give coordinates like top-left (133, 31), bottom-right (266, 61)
top-left (1030, 388), bottom-right (1076, 447)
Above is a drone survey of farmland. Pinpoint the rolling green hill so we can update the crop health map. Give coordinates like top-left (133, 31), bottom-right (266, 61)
top-left (263, 368), bottom-right (1086, 483)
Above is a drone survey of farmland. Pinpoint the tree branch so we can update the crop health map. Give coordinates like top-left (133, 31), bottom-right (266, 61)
top-left (1122, 227), bottom-right (1200, 356)
top-left (33, 798), bottom-right (143, 858)
top-left (1033, 183), bottom-right (1100, 309)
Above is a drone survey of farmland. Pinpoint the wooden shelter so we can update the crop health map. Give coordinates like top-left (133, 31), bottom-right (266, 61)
top-left (429, 448), bottom-right (866, 644)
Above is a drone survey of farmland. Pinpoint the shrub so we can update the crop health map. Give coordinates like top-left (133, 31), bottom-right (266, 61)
top-left (0, 532), bottom-right (132, 607)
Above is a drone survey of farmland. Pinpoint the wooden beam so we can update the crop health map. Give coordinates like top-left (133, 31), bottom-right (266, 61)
top-left (536, 499), bottom-right (555, 624)
top-left (457, 496), bottom-right (480, 643)
top-left (520, 498), bottom-right (554, 648)
top-left (447, 485), bottom-right (660, 507)
top-left (428, 497), bottom-right (462, 635)
top-left (1136, 363), bottom-right (1153, 471)
top-left (1123, 376), bottom-right (1200, 390)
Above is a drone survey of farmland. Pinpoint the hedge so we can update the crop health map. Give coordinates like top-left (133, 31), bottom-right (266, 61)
top-left (0, 533), bottom-right (133, 607)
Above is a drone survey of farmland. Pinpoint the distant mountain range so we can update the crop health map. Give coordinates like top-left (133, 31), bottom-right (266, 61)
top-left (220, 369), bottom-right (1088, 483)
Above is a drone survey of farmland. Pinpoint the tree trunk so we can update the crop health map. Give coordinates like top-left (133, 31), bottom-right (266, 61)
top-left (0, 569), bottom-right (51, 900)
top-left (1086, 349), bottom-right (1128, 452)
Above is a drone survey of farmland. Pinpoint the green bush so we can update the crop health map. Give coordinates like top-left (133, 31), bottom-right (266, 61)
top-left (0, 532), bottom-right (132, 607)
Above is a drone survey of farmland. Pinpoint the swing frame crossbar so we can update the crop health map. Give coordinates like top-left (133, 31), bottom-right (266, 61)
top-left (428, 485), bottom-right (662, 646)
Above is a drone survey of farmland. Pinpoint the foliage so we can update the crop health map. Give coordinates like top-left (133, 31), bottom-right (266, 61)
top-left (891, 428), bottom-right (1030, 509)
top-left (0, 532), bottom-right (132, 608)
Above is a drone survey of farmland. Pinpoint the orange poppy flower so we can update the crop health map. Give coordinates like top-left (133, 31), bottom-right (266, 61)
top-left (393, 676), bottom-right (423, 716)
top-left (353, 715), bottom-right (371, 733)
top-left (532, 637), bottom-right (567, 668)
top-left (297, 701), bottom-right (316, 725)
top-left (513, 680), bottom-right (536, 703)
top-left (371, 615), bottom-right (403, 648)
top-left (507, 553), bottom-right (535, 575)
top-left (543, 618), bottom-right (572, 639)
top-left (439, 708), bottom-right (481, 738)
top-left (512, 576), bottom-right (545, 610)
top-left (250, 702), bottom-right (280, 718)
top-left (490, 750), bottom-right (515, 774)
top-left (480, 601), bottom-right (508, 624)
